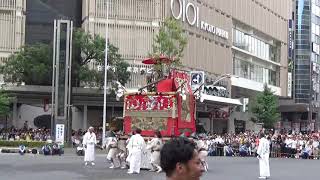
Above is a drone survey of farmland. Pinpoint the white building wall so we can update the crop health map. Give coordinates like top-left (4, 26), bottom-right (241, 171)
top-left (16, 104), bottom-right (51, 129)
top-left (71, 107), bottom-right (84, 130)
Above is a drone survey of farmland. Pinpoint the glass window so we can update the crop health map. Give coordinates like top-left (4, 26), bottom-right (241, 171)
top-left (248, 36), bottom-right (253, 53)
top-left (312, 23), bottom-right (316, 34)
top-left (269, 70), bottom-right (277, 86)
top-left (253, 38), bottom-right (257, 56)
top-left (266, 44), bottom-right (270, 60)
top-left (258, 40), bottom-right (261, 57)
top-left (236, 30), bottom-right (240, 45)
top-left (244, 35), bottom-right (249, 51)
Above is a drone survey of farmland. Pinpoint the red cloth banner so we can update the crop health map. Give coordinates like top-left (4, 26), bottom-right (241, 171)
top-left (124, 94), bottom-right (175, 111)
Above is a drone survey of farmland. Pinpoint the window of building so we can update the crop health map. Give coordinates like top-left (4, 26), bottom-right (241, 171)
top-left (233, 57), bottom-right (279, 86)
top-left (233, 29), bottom-right (278, 62)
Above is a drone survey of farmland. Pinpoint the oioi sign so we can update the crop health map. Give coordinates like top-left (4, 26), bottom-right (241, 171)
top-left (170, 0), bottom-right (229, 39)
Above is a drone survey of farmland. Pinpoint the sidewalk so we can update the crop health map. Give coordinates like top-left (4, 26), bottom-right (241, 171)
top-left (0, 147), bottom-right (107, 155)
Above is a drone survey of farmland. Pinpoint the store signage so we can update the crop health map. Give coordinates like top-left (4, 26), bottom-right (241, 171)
top-left (170, 0), bottom-right (229, 39)
top-left (288, 72), bottom-right (292, 97)
top-left (55, 124), bottom-right (65, 145)
top-left (288, 20), bottom-right (294, 59)
top-left (190, 71), bottom-right (205, 92)
top-left (204, 85), bottom-right (229, 98)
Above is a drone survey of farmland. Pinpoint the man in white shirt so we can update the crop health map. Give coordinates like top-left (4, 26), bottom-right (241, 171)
top-left (126, 128), bottom-right (146, 174)
top-left (285, 135), bottom-right (293, 158)
top-left (257, 133), bottom-right (270, 179)
top-left (312, 136), bottom-right (319, 159)
top-left (147, 130), bottom-right (163, 173)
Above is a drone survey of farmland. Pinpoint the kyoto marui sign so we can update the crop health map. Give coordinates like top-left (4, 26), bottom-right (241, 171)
top-left (170, 0), bottom-right (229, 39)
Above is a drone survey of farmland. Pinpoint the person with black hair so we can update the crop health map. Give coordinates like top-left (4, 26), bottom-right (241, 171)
top-left (160, 137), bottom-right (204, 180)
top-left (147, 130), bottom-right (163, 173)
top-left (126, 128), bottom-right (146, 174)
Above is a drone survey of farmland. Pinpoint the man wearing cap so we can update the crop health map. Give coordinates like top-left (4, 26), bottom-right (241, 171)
top-left (257, 133), bottom-right (270, 179)
top-left (83, 127), bottom-right (97, 166)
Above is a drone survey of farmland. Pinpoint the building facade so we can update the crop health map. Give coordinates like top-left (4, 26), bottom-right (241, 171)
top-left (0, 0), bottom-right (292, 133)
top-left (83, 0), bottom-right (291, 133)
top-left (0, 0), bottom-right (25, 65)
top-left (280, 0), bottom-right (320, 133)
top-left (25, 0), bottom-right (82, 45)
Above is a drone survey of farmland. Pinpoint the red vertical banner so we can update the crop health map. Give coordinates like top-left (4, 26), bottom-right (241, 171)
top-left (177, 94), bottom-right (196, 133)
top-left (172, 70), bottom-right (196, 134)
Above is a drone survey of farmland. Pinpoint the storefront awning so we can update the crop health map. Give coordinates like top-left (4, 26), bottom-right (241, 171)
top-left (200, 94), bottom-right (242, 106)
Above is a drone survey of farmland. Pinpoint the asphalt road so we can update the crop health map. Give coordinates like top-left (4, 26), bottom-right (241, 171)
top-left (0, 153), bottom-right (319, 180)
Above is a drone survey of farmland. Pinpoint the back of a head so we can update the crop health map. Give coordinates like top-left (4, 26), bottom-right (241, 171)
top-left (155, 130), bottom-right (162, 138)
top-left (135, 128), bottom-right (142, 134)
top-left (160, 137), bottom-right (196, 177)
top-left (260, 133), bottom-right (265, 139)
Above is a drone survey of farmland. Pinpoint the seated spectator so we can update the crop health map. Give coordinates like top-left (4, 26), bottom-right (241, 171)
top-left (208, 143), bottom-right (216, 156)
top-left (225, 144), bottom-right (234, 156)
top-left (239, 144), bottom-right (248, 157)
top-left (42, 144), bottom-right (51, 155)
top-left (31, 148), bottom-right (38, 154)
top-left (301, 145), bottom-right (312, 159)
top-left (18, 144), bottom-right (26, 155)
top-left (51, 143), bottom-right (62, 156)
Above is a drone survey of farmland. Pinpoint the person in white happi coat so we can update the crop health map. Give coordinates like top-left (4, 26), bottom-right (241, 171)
top-left (117, 136), bottom-right (128, 169)
top-left (126, 128), bottom-right (146, 174)
top-left (147, 130), bottom-right (163, 173)
top-left (257, 133), bottom-right (270, 179)
top-left (83, 127), bottom-right (97, 166)
top-left (106, 135), bottom-right (119, 168)
top-left (125, 132), bottom-right (134, 165)
top-left (196, 136), bottom-right (209, 172)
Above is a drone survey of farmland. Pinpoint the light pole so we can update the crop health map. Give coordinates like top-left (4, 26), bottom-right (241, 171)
top-left (102, 0), bottom-right (109, 148)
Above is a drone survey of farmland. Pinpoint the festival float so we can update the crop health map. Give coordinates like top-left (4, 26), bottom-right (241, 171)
top-left (122, 56), bottom-right (197, 137)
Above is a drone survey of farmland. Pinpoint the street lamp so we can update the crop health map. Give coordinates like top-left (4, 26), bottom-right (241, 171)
top-left (102, 0), bottom-right (110, 148)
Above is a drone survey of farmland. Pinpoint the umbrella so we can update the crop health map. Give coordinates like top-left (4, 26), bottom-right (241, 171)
top-left (142, 55), bottom-right (172, 64)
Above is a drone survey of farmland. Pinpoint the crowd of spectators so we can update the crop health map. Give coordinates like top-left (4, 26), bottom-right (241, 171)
top-left (206, 130), bottom-right (320, 160)
top-left (0, 123), bottom-right (104, 144)
top-left (1, 123), bottom-right (320, 161)
top-left (0, 126), bottom-right (51, 141)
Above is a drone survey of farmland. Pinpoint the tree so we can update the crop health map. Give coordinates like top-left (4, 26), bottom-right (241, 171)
top-left (251, 84), bottom-right (280, 129)
top-left (150, 17), bottom-right (187, 79)
top-left (0, 29), bottom-right (130, 87)
top-left (0, 90), bottom-right (11, 117)
top-left (73, 28), bottom-right (130, 87)
top-left (0, 44), bottom-right (52, 85)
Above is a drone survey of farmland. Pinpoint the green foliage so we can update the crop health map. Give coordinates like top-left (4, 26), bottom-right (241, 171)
top-left (0, 44), bottom-right (52, 85)
top-left (251, 84), bottom-right (280, 129)
top-left (0, 140), bottom-right (46, 148)
top-left (150, 17), bottom-right (187, 79)
top-left (0, 90), bottom-right (11, 116)
top-left (73, 28), bottom-right (130, 87)
top-left (0, 29), bottom-right (130, 87)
